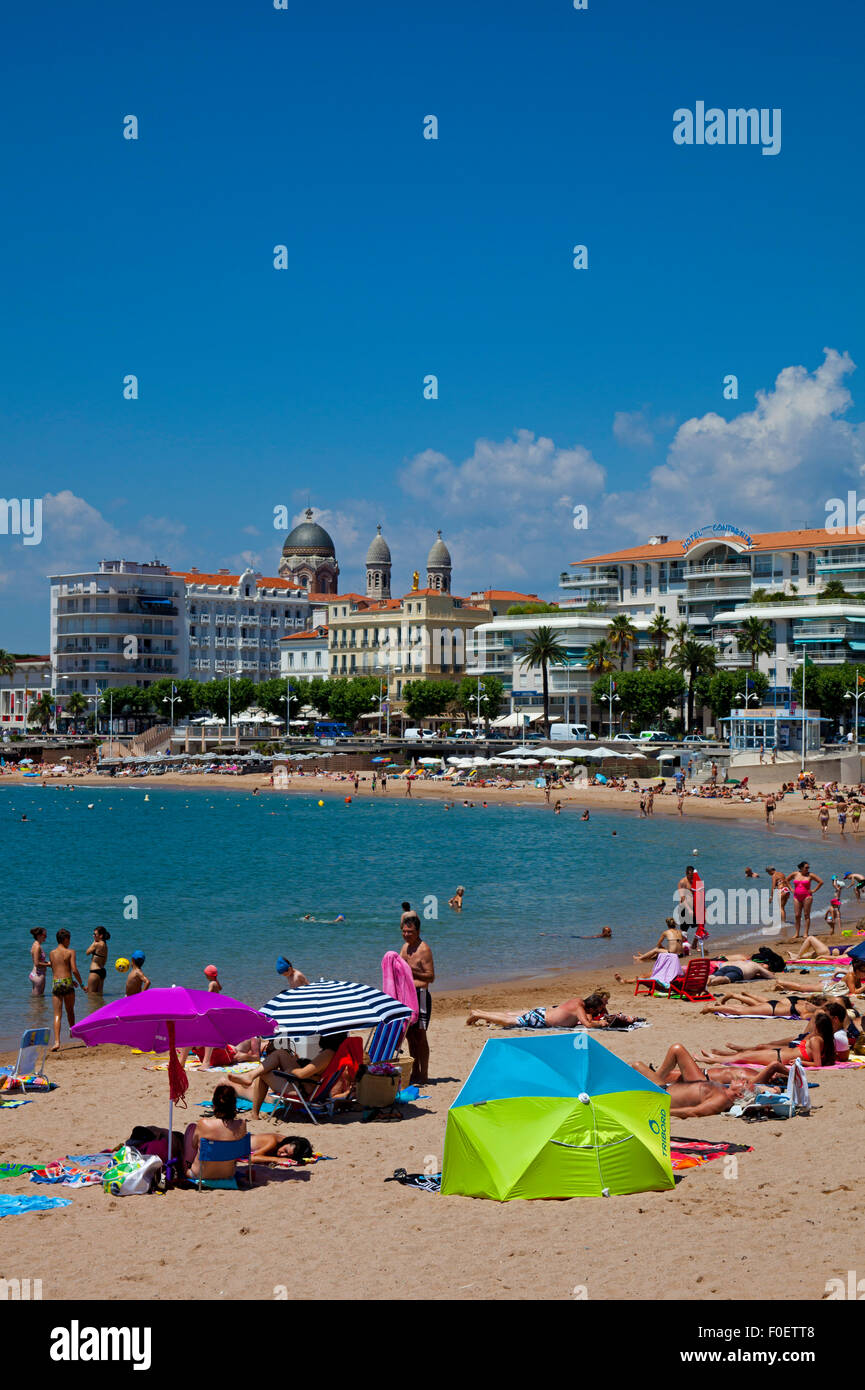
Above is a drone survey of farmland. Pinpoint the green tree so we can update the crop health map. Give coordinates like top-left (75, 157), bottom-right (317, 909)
top-left (64, 691), bottom-right (88, 732)
top-left (596, 669), bottom-right (685, 731)
top-left (327, 677), bottom-right (381, 724)
top-left (402, 679), bottom-right (458, 724)
top-left (670, 640), bottom-right (717, 730)
top-left (820, 579), bottom-right (851, 602)
top-left (585, 638), bottom-right (614, 673)
top-left (256, 677), bottom-right (301, 725)
top-left (518, 627), bottom-right (568, 733)
top-left (647, 612), bottom-right (673, 663)
top-left (0, 649), bottom-right (16, 679)
top-left (456, 675), bottom-right (505, 730)
top-left (735, 616), bottom-right (774, 670)
top-left (28, 692), bottom-right (55, 730)
top-left (607, 615), bottom-right (637, 670)
top-left (201, 677), bottom-right (257, 721)
top-left (693, 669), bottom-right (769, 722)
top-left (505, 602), bottom-right (561, 615)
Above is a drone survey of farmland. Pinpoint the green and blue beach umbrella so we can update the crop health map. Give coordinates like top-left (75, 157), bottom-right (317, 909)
top-left (441, 1033), bottom-right (674, 1201)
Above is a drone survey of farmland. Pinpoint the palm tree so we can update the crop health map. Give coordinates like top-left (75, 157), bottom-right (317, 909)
top-left (0, 649), bottom-right (15, 679)
top-left (633, 648), bottom-right (663, 671)
top-left (670, 640), bottom-right (717, 730)
top-left (28, 692), bottom-right (54, 731)
top-left (647, 612), bottom-right (673, 664)
top-left (736, 616), bottom-right (774, 670)
top-left (585, 638), bottom-right (614, 673)
top-left (607, 615), bottom-right (637, 670)
top-left (65, 691), bottom-right (88, 733)
top-left (821, 579), bottom-right (850, 602)
top-left (519, 627), bottom-right (568, 733)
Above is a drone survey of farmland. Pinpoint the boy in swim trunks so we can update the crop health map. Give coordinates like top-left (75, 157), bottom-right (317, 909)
top-left (49, 929), bottom-right (84, 1051)
top-left (126, 951), bottom-right (151, 995)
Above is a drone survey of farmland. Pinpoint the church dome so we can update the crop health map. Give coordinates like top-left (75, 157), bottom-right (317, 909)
top-left (427, 531), bottom-right (451, 567)
top-left (282, 508), bottom-right (336, 557)
top-left (366, 525), bottom-right (391, 564)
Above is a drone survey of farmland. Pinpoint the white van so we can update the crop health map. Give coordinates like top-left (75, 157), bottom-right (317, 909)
top-left (404, 728), bottom-right (435, 742)
top-left (550, 723), bottom-right (592, 742)
top-left (453, 729), bottom-right (479, 742)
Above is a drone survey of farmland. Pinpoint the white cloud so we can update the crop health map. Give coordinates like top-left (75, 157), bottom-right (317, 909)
top-left (613, 410), bottom-right (656, 449)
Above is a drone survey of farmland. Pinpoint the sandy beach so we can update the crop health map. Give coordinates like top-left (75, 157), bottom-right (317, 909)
top-left (2, 949), bottom-right (862, 1303)
top-left (2, 765), bottom-right (860, 836)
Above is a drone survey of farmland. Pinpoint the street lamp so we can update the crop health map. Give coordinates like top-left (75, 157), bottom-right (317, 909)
top-left (607, 676), bottom-right (621, 739)
top-left (285, 680), bottom-right (295, 741)
top-left (162, 683), bottom-right (177, 732)
top-left (844, 670), bottom-right (864, 751)
top-left (476, 678), bottom-right (487, 731)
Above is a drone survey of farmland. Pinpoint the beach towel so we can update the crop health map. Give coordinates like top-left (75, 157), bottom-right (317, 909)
top-left (381, 951), bottom-right (418, 1025)
top-left (670, 1139), bottom-right (753, 1172)
top-left (0, 1073), bottom-right (56, 1093)
top-left (0, 1193), bottom-right (72, 1218)
top-left (29, 1159), bottom-right (109, 1187)
top-left (652, 952), bottom-right (684, 987)
top-left (385, 1168), bottom-right (442, 1193)
top-left (0, 1097), bottom-right (33, 1109)
top-left (734, 1058), bottom-right (865, 1071)
top-left (0, 1163), bottom-right (37, 1179)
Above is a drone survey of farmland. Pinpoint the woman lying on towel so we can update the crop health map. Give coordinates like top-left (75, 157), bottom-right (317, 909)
top-left (704, 1001), bottom-right (857, 1064)
top-left (698, 1010), bottom-right (836, 1069)
top-left (699, 990), bottom-right (811, 1019)
top-left (631, 1044), bottom-right (779, 1118)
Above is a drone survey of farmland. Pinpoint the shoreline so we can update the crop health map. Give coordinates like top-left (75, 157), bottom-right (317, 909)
top-left (0, 767), bottom-right (858, 837)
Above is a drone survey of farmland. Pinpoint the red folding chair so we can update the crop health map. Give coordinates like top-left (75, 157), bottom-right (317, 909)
top-left (634, 957), bottom-right (713, 1001)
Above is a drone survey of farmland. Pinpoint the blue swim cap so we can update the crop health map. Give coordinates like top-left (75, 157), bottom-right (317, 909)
top-left (276, 956), bottom-right (290, 974)
top-left (131, 950), bottom-right (145, 964)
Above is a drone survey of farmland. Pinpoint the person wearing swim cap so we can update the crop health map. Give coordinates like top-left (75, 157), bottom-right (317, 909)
top-left (276, 957), bottom-right (308, 989)
top-left (125, 951), bottom-right (151, 996)
top-left (203, 964), bottom-right (222, 993)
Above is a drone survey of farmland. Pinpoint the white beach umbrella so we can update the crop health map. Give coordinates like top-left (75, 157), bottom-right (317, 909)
top-left (446, 756), bottom-right (463, 765)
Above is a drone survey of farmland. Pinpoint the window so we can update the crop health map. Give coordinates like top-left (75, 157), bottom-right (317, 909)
top-left (630, 565), bottom-right (638, 596)
top-left (790, 553), bottom-right (799, 577)
top-left (659, 562), bottom-right (668, 594)
top-left (644, 565), bottom-right (652, 593)
top-left (807, 552), bottom-right (815, 583)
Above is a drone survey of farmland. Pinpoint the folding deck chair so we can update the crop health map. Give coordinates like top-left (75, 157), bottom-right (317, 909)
top-left (364, 1017), bottom-right (408, 1067)
top-left (634, 957), bottom-right (713, 1002)
top-left (268, 1038), bottom-right (363, 1124)
top-left (0, 1028), bottom-right (50, 1081)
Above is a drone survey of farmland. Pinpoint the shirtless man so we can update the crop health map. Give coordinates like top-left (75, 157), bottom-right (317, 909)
top-left (49, 929), bottom-right (84, 1051)
top-left (631, 1043), bottom-right (761, 1117)
top-left (400, 916), bottom-right (435, 1085)
top-left (677, 866), bottom-right (696, 927)
top-left (466, 992), bottom-right (617, 1031)
top-left (708, 956), bottom-right (774, 986)
top-left (633, 917), bottom-right (686, 963)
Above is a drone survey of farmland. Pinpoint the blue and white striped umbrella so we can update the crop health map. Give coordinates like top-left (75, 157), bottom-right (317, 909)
top-left (260, 980), bottom-right (412, 1037)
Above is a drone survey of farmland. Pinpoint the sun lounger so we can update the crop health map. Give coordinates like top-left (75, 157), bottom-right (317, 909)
top-left (269, 1038), bottom-right (363, 1125)
top-left (196, 1134), bottom-right (253, 1190)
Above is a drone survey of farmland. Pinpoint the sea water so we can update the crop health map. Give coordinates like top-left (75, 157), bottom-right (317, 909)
top-left (0, 783), bottom-right (835, 1047)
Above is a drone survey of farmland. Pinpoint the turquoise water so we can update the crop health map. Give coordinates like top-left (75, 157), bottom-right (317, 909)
top-left (0, 783), bottom-right (834, 1047)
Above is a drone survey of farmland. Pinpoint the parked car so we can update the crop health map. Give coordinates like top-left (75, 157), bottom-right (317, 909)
top-left (682, 734), bottom-right (707, 744)
top-left (453, 729), bottom-right (480, 742)
top-left (638, 730), bottom-right (667, 741)
top-left (405, 728), bottom-right (436, 742)
top-left (612, 733), bottom-right (640, 742)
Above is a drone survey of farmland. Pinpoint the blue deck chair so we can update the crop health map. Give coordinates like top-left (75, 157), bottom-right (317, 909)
top-left (196, 1133), bottom-right (253, 1190)
top-left (365, 1017), bottom-right (408, 1067)
top-left (0, 1028), bottom-right (50, 1081)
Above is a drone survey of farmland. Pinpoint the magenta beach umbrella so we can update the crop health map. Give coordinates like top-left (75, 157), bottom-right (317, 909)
top-left (72, 988), bottom-right (277, 1182)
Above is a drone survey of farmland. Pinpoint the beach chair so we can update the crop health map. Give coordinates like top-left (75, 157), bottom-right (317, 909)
top-left (364, 1017), bottom-right (408, 1067)
top-left (0, 1028), bottom-right (50, 1081)
top-left (634, 958), bottom-right (713, 1001)
top-left (738, 1059), bottom-right (811, 1121)
top-left (269, 1038), bottom-right (363, 1125)
top-left (196, 1133), bottom-right (253, 1190)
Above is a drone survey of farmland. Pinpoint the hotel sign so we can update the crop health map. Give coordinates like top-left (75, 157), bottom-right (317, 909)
top-left (682, 523), bottom-right (753, 553)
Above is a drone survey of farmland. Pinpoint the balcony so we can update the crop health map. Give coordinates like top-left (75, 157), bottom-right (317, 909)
top-left (686, 562), bottom-right (752, 578)
top-left (687, 583), bottom-right (752, 601)
top-left (792, 623), bottom-right (849, 642)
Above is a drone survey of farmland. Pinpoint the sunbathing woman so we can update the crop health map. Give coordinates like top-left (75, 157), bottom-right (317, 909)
top-left (699, 1010), bottom-right (836, 1069)
top-left (630, 1044), bottom-right (771, 1117)
top-left (699, 989), bottom-right (809, 1019)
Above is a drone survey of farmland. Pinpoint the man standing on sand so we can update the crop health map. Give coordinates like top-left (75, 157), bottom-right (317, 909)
top-left (49, 929), bottom-right (84, 1051)
top-left (399, 914), bottom-right (434, 1086)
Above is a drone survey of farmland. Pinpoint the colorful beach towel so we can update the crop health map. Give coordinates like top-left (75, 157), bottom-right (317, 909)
top-left (29, 1161), bottom-right (107, 1187)
top-left (0, 1096), bottom-right (33, 1109)
top-left (0, 1073), bottom-right (56, 1093)
top-left (735, 1058), bottom-right (865, 1071)
top-left (670, 1139), bottom-right (753, 1172)
top-left (0, 1162), bottom-right (37, 1179)
top-left (0, 1193), bottom-right (72, 1218)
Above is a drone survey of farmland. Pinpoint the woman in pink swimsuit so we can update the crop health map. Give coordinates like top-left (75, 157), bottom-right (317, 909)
top-left (789, 861), bottom-right (823, 939)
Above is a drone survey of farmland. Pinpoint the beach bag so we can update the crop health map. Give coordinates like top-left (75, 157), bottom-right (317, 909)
top-left (102, 1145), bottom-right (162, 1196)
top-left (752, 947), bottom-right (785, 973)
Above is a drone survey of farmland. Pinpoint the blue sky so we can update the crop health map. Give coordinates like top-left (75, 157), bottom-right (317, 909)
top-left (1, 0), bottom-right (863, 648)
